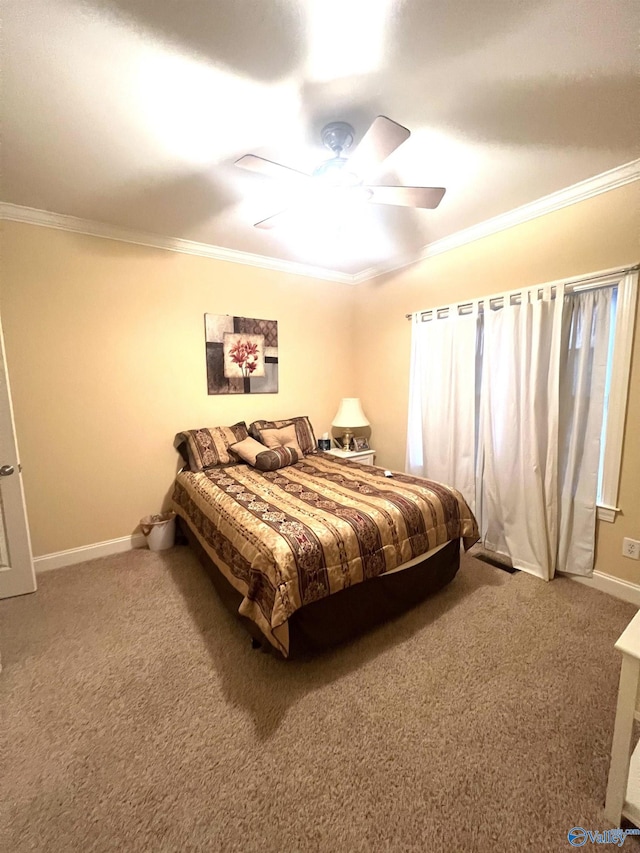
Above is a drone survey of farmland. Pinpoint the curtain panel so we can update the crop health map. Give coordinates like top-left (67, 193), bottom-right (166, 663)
top-left (406, 283), bottom-right (615, 581)
top-left (557, 287), bottom-right (614, 576)
top-left (406, 305), bottom-right (480, 513)
top-left (478, 286), bottom-right (564, 580)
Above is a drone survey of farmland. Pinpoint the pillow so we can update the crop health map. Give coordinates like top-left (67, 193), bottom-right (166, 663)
top-left (258, 423), bottom-right (303, 456)
top-left (229, 437), bottom-right (299, 471)
top-left (229, 436), bottom-right (271, 467)
top-left (174, 422), bottom-right (249, 471)
top-left (249, 416), bottom-right (317, 456)
top-left (255, 446), bottom-right (299, 472)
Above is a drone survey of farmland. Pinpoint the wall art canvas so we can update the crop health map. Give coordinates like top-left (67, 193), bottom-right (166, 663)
top-left (205, 314), bottom-right (278, 395)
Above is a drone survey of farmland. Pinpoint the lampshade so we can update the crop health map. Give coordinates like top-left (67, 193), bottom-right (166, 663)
top-left (331, 398), bottom-right (370, 428)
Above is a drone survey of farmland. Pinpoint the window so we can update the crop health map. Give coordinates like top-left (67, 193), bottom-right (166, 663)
top-left (407, 265), bottom-right (638, 523)
top-left (590, 268), bottom-right (638, 521)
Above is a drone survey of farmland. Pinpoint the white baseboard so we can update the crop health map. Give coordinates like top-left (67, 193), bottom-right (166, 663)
top-left (34, 533), bottom-right (147, 572)
top-left (33, 538), bottom-right (640, 611)
top-left (561, 570), bottom-right (640, 608)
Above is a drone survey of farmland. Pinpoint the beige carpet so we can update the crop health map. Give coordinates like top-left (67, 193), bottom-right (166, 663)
top-left (1, 546), bottom-right (638, 853)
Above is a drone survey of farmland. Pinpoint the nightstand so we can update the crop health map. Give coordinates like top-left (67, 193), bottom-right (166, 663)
top-left (605, 609), bottom-right (640, 826)
top-left (325, 447), bottom-right (376, 466)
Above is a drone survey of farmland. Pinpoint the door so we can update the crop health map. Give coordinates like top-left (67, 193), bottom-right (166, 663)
top-left (0, 318), bottom-right (36, 598)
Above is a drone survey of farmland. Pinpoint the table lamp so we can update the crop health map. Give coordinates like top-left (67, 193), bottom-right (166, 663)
top-left (331, 398), bottom-right (370, 451)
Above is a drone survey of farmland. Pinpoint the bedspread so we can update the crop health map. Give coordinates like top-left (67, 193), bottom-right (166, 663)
top-left (171, 453), bottom-right (479, 655)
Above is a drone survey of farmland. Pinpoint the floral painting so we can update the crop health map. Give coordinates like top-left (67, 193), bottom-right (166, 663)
top-left (204, 314), bottom-right (278, 394)
top-left (223, 334), bottom-right (265, 378)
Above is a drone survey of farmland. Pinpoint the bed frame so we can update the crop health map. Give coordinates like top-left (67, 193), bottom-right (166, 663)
top-left (176, 516), bottom-right (460, 658)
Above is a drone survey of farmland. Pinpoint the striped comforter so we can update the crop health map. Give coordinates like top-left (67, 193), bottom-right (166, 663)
top-left (172, 453), bottom-right (479, 655)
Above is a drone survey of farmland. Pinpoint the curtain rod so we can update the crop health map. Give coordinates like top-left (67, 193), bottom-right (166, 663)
top-left (405, 262), bottom-right (640, 320)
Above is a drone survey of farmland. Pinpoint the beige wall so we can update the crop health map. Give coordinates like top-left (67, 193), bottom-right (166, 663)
top-left (2, 183), bottom-right (638, 584)
top-left (353, 181), bottom-right (640, 583)
top-left (0, 222), bottom-right (356, 556)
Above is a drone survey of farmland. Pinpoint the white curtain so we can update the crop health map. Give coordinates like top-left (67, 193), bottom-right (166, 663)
top-left (406, 305), bottom-right (480, 512)
top-left (406, 282), bottom-right (615, 582)
top-left (557, 287), bottom-right (614, 576)
top-left (478, 287), bottom-right (564, 580)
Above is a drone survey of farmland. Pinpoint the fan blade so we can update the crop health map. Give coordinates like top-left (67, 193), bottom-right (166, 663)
top-left (365, 185), bottom-right (446, 209)
top-left (348, 116), bottom-right (411, 178)
top-left (254, 210), bottom-right (290, 229)
top-left (235, 155), bottom-right (310, 182)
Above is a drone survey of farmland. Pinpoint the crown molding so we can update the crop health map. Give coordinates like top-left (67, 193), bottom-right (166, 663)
top-left (359, 158), bottom-right (640, 282)
top-left (2, 159), bottom-right (638, 286)
top-left (351, 256), bottom-right (415, 285)
top-left (0, 202), bottom-right (355, 285)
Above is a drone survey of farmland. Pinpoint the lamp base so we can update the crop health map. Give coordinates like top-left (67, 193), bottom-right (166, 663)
top-left (341, 429), bottom-right (354, 450)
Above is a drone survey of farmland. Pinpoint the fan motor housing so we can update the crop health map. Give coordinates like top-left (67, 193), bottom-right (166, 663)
top-left (320, 122), bottom-right (355, 155)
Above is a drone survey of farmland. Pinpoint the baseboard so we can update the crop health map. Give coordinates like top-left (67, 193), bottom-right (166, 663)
top-left (561, 570), bottom-right (640, 608)
top-left (34, 533), bottom-right (147, 572)
top-left (33, 537), bottom-right (640, 610)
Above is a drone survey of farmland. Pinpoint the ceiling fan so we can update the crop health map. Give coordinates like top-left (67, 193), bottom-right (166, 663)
top-left (235, 116), bottom-right (446, 229)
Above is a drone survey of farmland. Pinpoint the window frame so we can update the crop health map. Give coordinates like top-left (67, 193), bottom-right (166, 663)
top-left (583, 268), bottom-right (639, 521)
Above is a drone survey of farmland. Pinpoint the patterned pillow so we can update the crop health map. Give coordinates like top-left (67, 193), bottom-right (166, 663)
top-left (229, 437), bottom-right (299, 471)
top-left (174, 422), bottom-right (249, 471)
top-left (255, 446), bottom-right (299, 471)
top-left (249, 416), bottom-right (317, 456)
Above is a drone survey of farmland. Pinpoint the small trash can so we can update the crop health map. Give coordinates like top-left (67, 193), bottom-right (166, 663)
top-left (140, 511), bottom-right (176, 551)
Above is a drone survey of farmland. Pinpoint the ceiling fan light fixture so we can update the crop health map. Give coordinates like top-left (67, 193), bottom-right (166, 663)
top-left (236, 115), bottom-right (447, 227)
top-left (312, 156), bottom-right (361, 187)
top-left (320, 121), bottom-right (355, 155)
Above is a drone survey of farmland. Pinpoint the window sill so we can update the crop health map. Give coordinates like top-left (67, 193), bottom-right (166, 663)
top-left (598, 504), bottom-right (621, 523)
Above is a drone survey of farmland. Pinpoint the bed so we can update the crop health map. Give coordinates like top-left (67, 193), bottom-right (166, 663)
top-left (171, 433), bottom-right (479, 658)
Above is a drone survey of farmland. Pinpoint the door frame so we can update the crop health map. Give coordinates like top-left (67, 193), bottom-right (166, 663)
top-left (0, 314), bottom-right (36, 598)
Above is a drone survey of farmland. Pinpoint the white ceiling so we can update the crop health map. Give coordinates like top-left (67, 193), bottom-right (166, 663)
top-left (3, 0), bottom-right (639, 276)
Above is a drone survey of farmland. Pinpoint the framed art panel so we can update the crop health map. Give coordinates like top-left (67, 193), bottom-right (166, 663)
top-left (205, 314), bottom-right (278, 395)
